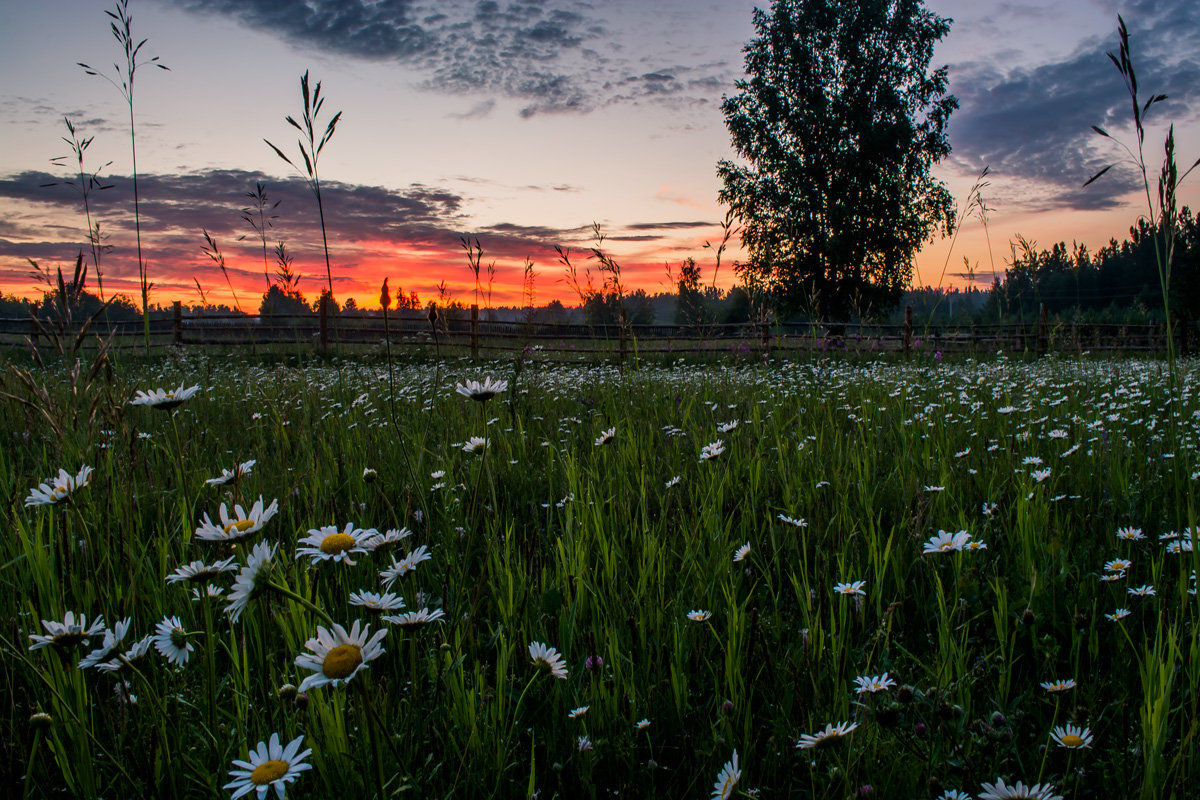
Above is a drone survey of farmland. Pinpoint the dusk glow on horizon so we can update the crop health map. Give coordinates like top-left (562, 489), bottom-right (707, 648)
top-left (2, 0), bottom-right (1197, 311)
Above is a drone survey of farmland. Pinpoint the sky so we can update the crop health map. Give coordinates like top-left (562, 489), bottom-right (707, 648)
top-left (1, 0), bottom-right (1197, 310)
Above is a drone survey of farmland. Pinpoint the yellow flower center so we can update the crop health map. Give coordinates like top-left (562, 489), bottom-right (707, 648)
top-left (250, 759), bottom-right (289, 785)
top-left (225, 519), bottom-right (256, 534)
top-left (322, 643), bottom-right (363, 678)
top-left (320, 533), bottom-right (357, 555)
top-left (1061, 734), bottom-right (1084, 747)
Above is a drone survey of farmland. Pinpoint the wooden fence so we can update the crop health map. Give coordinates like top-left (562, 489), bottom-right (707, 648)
top-left (1, 300), bottom-right (1192, 360)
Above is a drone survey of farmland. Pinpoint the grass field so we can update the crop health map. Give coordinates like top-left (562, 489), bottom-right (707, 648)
top-left (3, 349), bottom-right (1198, 799)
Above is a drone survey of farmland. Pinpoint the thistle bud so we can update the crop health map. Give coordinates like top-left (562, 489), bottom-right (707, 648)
top-left (379, 278), bottom-right (391, 310)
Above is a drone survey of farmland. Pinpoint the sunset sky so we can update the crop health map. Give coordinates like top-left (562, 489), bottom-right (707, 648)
top-left (1, 0), bottom-right (1198, 310)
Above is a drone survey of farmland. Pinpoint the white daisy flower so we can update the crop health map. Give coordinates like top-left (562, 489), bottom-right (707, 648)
top-left (194, 497), bottom-right (279, 542)
top-left (528, 641), bottom-right (568, 679)
top-left (923, 529), bottom-right (971, 554)
top-left (295, 523), bottom-right (373, 566)
top-left (379, 545), bottom-right (433, 587)
top-left (686, 609), bottom-right (712, 622)
top-left (225, 542), bottom-right (277, 622)
top-left (224, 733), bottom-right (312, 800)
top-left (699, 440), bottom-right (726, 462)
top-left (711, 750), bottom-right (740, 800)
top-left (455, 377), bottom-right (507, 401)
top-left (348, 590), bottom-right (406, 613)
top-left (733, 542), bottom-right (751, 562)
top-left (165, 557), bottom-right (237, 584)
top-left (796, 720), bottom-right (858, 749)
top-left (28, 611), bottom-right (105, 651)
top-left (853, 672), bottom-right (897, 694)
top-left (295, 620), bottom-right (387, 692)
top-left (382, 607), bottom-right (446, 626)
top-left (594, 427), bottom-right (616, 446)
top-left (153, 616), bottom-right (193, 667)
top-left (978, 778), bottom-right (1062, 800)
top-left (833, 580), bottom-right (866, 596)
top-left (129, 383), bottom-right (200, 410)
top-left (205, 460), bottom-right (256, 486)
top-left (78, 618), bottom-right (132, 669)
top-left (25, 466), bottom-right (93, 507)
top-left (361, 527), bottom-right (413, 552)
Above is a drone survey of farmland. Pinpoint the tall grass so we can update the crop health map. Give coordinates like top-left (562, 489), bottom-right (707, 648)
top-left (2, 350), bottom-right (1198, 798)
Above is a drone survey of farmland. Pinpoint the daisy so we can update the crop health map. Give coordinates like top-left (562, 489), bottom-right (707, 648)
top-left (717, 420), bottom-right (739, 433)
top-left (1105, 608), bottom-right (1131, 621)
top-left (462, 436), bottom-right (488, 455)
top-left (1030, 468), bottom-right (1052, 483)
top-left (1127, 585), bottom-right (1156, 596)
top-left (192, 584), bottom-right (225, 601)
top-left (1049, 723), bottom-right (1093, 749)
top-left (778, 514), bottom-right (808, 528)
top-left (348, 590), bottom-right (406, 613)
top-left (25, 466), bottom-right (93, 507)
top-left (153, 616), bottom-right (193, 667)
top-left (834, 580), bottom-right (866, 597)
top-left (963, 539), bottom-right (988, 551)
top-left (129, 383), bottom-right (200, 410)
top-left (978, 778), bottom-right (1062, 800)
top-left (853, 673), bottom-right (897, 694)
top-left (665, 475), bottom-right (682, 489)
top-left (594, 427), bottom-right (616, 446)
top-left (382, 607), bottom-right (446, 626)
top-left (939, 791), bottom-right (973, 800)
top-left (361, 527), bottom-right (413, 552)
top-left (224, 733), bottom-right (312, 800)
top-left (78, 618), bottom-right (132, 669)
top-left (699, 440), bottom-right (726, 462)
top-left (194, 497), bottom-right (279, 542)
top-left (379, 545), bottom-right (433, 587)
top-left (1116, 526), bottom-right (1144, 541)
top-left (923, 530), bottom-right (971, 554)
top-left (165, 557), bottom-right (237, 584)
top-left (577, 736), bottom-right (593, 751)
top-left (28, 611), bottom-right (105, 651)
top-left (455, 377), bottom-right (507, 402)
top-left (226, 542), bottom-right (277, 622)
top-left (796, 720), bottom-right (858, 749)
top-left (635, 718), bottom-right (651, 731)
top-left (711, 750), bottom-right (740, 800)
top-left (733, 542), bottom-right (751, 562)
top-left (1103, 558), bottom-right (1132, 573)
top-left (528, 641), bottom-right (568, 679)
top-left (295, 523), bottom-right (372, 566)
top-left (97, 634), bottom-right (155, 673)
top-left (295, 620), bottom-right (387, 692)
top-left (205, 460), bottom-right (256, 486)
top-left (568, 706), bottom-right (589, 719)
top-left (1039, 678), bottom-right (1076, 693)
top-left (687, 609), bottom-right (712, 622)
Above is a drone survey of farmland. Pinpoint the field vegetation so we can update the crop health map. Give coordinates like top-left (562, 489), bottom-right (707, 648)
top-left (2, 345), bottom-right (1199, 799)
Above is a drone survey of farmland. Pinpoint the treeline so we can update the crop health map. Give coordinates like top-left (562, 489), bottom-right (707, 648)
top-left (5, 209), bottom-right (1197, 327)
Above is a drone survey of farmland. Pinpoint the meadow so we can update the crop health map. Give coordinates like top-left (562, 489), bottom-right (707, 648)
top-left (2, 347), bottom-right (1198, 799)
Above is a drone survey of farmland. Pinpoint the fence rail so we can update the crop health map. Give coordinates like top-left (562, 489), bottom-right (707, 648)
top-left (1, 301), bottom-right (1192, 360)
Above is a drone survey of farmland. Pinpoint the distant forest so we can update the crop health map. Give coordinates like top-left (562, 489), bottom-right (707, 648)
top-left (4, 209), bottom-right (1197, 327)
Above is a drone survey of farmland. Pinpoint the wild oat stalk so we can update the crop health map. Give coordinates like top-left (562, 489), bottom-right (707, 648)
top-left (265, 71), bottom-right (342, 299)
top-left (43, 118), bottom-right (113, 301)
top-left (79, 0), bottom-right (169, 348)
top-left (238, 182), bottom-right (280, 293)
top-left (1085, 15), bottom-right (1200, 371)
top-left (201, 229), bottom-right (243, 313)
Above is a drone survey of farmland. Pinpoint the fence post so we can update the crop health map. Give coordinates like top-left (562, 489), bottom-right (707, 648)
top-left (903, 305), bottom-right (912, 358)
top-left (1037, 302), bottom-right (1048, 354)
top-left (319, 295), bottom-right (329, 353)
top-left (618, 307), bottom-right (627, 363)
top-left (173, 301), bottom-right (182, 346)
top-left (470, 304), bottom-right (479, 360)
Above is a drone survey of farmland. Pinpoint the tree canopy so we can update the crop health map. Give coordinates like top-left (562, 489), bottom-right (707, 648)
top-left (718, 0), bottom-right (957, 320)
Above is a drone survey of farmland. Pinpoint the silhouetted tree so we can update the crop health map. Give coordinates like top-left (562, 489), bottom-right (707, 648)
top-left (718, 0), bottom-right (957, 320)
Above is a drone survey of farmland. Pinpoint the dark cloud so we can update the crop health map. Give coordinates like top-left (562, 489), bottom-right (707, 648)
top-left (162, 0), bottom-right (733, 115)
top-left (0, 167), bottom-right (594, 295)
top-left (625, 220), bottom-right (713, 231)
top-left (948, 0), bottom-right (1200, 211)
